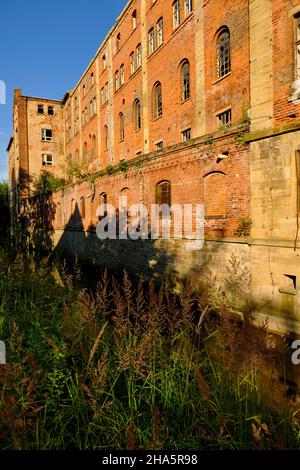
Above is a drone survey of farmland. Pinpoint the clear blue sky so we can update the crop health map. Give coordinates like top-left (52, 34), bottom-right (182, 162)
top-left (0, 0), bottom-right (127, 181)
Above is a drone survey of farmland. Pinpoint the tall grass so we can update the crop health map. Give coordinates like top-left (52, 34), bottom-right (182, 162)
top-left (0, 247), bottom-right (299, 450)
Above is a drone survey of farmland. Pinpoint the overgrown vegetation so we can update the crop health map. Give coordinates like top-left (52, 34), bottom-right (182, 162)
top-left (0, 181), bottom-right (9, 234)
top-left (33, 171), bottom-right (65, 196)
top-left (0, 247), bottom-right (299, 450)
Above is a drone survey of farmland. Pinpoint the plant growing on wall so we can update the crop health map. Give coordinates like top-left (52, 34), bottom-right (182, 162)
top-left (66, 160), bottom-right (86, 179)
top-left (33, 171), bottom-right (65, 196)
top-left (234, 217), bottom-right (252, 238)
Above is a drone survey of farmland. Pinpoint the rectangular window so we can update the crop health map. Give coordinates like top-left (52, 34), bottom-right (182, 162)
top-left (156, 141), bottom-right (163, 149)
top-left (136, 44), bottom-right (142, 68)
top-left (91, 72), bottom-right (95, 87)
top-left (184, 0), bottom-right (192, 17)
top-left (115, 70), bottom-right (120, 91)
top-left (181, 128), bottom-right (191, 142)
top-left (48, 106), bottom-right (54, 115)
top-left (173, 1), bottom-right (180, 29)
top-left (41, 129), bottom-right (52, 141)
top-left (93, 97), bottom-right (97, 115)
top-left (157, 18), bottom-right (163, 47)
top-left (103, 54), bottom-right (107, 70)
top-left (120, 64), bottom-right (125, 85)
top-left (37, 104), bottom-right (44, 114)
top-left (101, 87), bottom-right (105, 105)
top-left (148, 29), bottom-right (155, 55)
top-left (130, 53), bottom-right (135, 75)
top-left (217, 109), bottom-right (231, 128)
top-left (105, 82), bottom-right (109, 101)
top-left (42, 154), bottom-right (53, 166)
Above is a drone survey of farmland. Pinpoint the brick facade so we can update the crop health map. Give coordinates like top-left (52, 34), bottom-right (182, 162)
top-left (7, 0), bottom-right (300, 330)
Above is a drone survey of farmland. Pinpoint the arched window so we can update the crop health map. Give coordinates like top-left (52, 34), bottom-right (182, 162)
top-left (83, 142), bottom-right (88, 160)
top-left (204, 172), bottom-right (227, 219)
top-left (217, 28), bottom-right (231, 78)
top-left (134, 99), bottom-right (141, 131)
top-left (104, 125), bottom-right (109, 150)
top-left (99, 192), bottom-right (107, 219)
top-left (119, 112), bottom-right (125, 141)
top-left (92, 135), bottom-right (96, 157)
top-left (116, 32), bottom-right (121, 51)
top-left (181, 60), bottom-right (190, 101)
top-left (80, 197), bottom-right (86, 219)
top-left (156, 180), bottom-right (171, 206)
top-left (153, 82), bottom-right (162, 119)
top-left (132, 10), bottom-right (137, 30)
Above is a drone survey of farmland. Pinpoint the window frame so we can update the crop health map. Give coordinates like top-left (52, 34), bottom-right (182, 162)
top-left (217, 27), bottom-right (231, 79)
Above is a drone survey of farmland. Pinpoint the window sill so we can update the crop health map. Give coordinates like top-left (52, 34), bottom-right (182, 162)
top-left (100, 101), bottom-right (109, 110)
top-left (147, 42), bottom-right (164, 61)
top-left (135, 128), bottom-right (142, 134)
top-left (171, 12), bottom-right (194, 37)
top-left (129, 66), bottom-right (142, 81)
top-left (213, 72), bottom-right (231, 85)
top-left (152, 115), bottom-right (163, 123)
top-left (181, 97), bottom-right (191, 105)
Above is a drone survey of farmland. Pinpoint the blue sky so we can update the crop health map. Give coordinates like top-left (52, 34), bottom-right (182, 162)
top-left (0, 0), bottom-right (127, 181)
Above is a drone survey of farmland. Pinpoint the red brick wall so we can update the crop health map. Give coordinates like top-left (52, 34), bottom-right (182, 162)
top-left (203, 0), bottom-right (250, 133)
top-left (273, 0), bottom-right (300, 124)
top-left (53, 131), bottom-right (250, 239)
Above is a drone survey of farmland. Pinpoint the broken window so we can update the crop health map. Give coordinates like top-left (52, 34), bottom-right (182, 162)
top-left (37, 104), bottom-right (44, 114)
top-left (181, 128), bottom-right (191, 142)
top-left (156, 141), bottom-right (163, 150)
top-left (217, 28), bottom-right (231, 78)
top-left (41, 128), bottom-right (52, 141)
top-left (42, 154), bottom-right (53, 166)
top-left (217, 109), bottom-right (231, 128)
top-left (48, 106), bottom-right (54, 115)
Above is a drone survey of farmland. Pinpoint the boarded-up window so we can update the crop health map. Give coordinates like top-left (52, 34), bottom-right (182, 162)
top-left (204, 172), bottom-right (226, 218)
top-left (156, 180), bottom-right (171, 206)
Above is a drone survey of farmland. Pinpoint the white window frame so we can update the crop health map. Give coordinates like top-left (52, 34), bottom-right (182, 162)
top-left (41, 128), bottom-right (52, 141)
top-left (173, 1), bottom-right (180, 30)
top-left (157, 18), bottom-right (163, 47)
top-left (42, 154), bottom-right (53, 166)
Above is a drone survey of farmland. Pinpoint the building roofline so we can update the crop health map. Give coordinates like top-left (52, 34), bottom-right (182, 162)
top-left (66, 0), bottom-right (133, 100)
top-left (21, 95), bottom-right (62, 104)
top-left (6, 136), bottom-right (14, 152)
